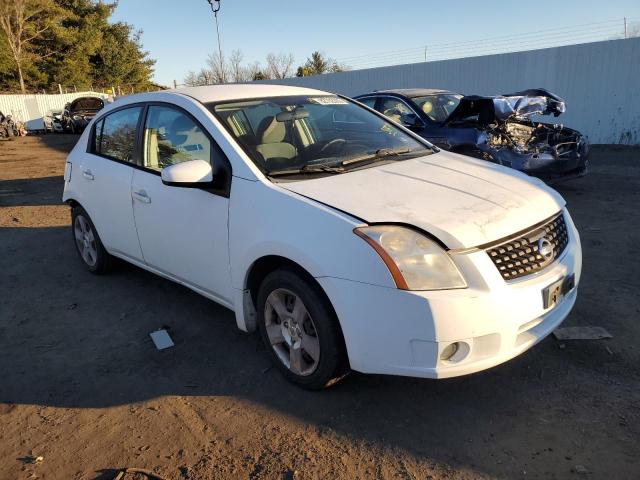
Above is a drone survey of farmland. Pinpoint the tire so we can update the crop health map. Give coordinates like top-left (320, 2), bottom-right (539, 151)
top-left (257, 268), bottom-right (348, 389)
top-left (71, 205), bottom-right (113, 274)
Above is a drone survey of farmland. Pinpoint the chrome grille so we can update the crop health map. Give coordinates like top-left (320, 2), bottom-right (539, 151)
top-left (486, 213), bottom-right (569, 280)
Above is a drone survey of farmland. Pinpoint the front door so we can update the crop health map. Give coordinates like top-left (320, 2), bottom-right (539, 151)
top-left (131, 104), bottom-right (232, 304)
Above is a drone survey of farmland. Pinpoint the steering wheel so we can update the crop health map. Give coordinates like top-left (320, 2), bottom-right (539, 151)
top-left (320, 138), bottom-right (347, 154)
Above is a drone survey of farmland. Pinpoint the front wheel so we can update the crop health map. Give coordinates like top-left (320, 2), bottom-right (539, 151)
top-left (71, 205), bottom-right (113, 274)
top-left (257, 268), bottom-right (348, 389)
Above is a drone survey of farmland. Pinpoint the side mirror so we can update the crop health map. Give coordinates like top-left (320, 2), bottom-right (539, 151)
top-left (161, 159), bottom-right (213, 187)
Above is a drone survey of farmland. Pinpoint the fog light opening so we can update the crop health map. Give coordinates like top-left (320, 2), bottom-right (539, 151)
top-left (440, 341), bottom-right (470, 363)
top-left (440, 342), bottom-right (459, 361)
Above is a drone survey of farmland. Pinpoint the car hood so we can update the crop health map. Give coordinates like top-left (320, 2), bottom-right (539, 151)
top-left (279, 151), bottom-right (565, 249)
top-left (445, 88), bottom-right (566, 125)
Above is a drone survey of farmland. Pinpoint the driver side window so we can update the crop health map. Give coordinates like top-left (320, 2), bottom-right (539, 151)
top-left (143, 106), bottom-right (211, 171)
top-left (379, 98), bottom-right (413, 124)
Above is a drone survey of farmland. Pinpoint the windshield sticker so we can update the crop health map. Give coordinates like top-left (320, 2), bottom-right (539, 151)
top-left (308, 97), bottom-right (349, 105)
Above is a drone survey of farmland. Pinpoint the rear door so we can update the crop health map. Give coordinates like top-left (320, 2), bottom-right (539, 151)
top-left (75, 106), bottom-right (144, 261)
top-left (130, 104), bottom-right (233, 303)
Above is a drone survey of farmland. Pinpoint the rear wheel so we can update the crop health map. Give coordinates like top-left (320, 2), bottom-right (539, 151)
top-left (71, 205), bottom-right (113, 274)
top-left (257, 268), bottom-right (348, 389)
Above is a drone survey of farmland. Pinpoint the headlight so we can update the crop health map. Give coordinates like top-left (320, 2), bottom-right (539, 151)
top-left (354, 225), bottom-right (466, 290)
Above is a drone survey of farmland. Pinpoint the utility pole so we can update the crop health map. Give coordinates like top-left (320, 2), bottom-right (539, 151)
top-left (206, 0), bottom-right (225, 83)
top-left (624, 17), bottom-right (627, 39)
top-left (424, 46), bottom-right (427, 62)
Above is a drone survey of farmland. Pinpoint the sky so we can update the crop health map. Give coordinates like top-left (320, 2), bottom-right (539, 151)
top-left (111, 0), bottom-right (640, 87)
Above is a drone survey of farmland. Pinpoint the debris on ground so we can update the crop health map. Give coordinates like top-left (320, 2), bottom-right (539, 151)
top-left (553, 326), bottom-right (612, 341)
top-left (18, 455), bottom-right (44, 464)
top-left (572, 464), bottom-right (590, 474)
top-left (113, 467), bottom-right (170, 480)
top-left (149, 329), bottom-right (174, 350)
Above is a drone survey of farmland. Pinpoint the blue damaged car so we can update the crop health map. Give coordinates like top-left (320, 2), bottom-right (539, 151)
top-left (355, 88), bottom-right (589, 183)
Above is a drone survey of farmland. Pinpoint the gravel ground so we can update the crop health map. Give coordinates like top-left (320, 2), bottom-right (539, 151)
top-left (1, 135), bottom-right (639, 480)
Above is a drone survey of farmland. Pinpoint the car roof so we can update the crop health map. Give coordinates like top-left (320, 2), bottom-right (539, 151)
top-left (358, 88), bottom-right (457, 98)
top-left (172, 84), bottom-right (331, 103)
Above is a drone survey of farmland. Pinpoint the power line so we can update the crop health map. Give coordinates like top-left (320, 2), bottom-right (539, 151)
top-left (337, 17), bottom-right (635, 62)
top-left (337, 17), bottom-right (638, 70)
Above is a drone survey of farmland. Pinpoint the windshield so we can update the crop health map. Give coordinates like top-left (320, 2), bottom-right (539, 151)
top-left (411, 94), bottom-right (462, 123)
top-left (208, 95), bottom-right (431, 178)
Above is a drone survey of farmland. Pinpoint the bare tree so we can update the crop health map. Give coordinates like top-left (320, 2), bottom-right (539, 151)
top-left (246, 61), bottom-right (268, 81)
top-left (206, 51), bottom-right (228, 84)
top-left (184, 70), bottom-right (201, 86)
top-left (0, 0), bottom-right (62, 93)
top-left (228, 49), bottom-right (247, 82)
top-left (184, 67), bottom-right (218, 86)
top-left (266, 52), bottom-right (295, 79)
top-left (198, 67), bottom-right (215, 85)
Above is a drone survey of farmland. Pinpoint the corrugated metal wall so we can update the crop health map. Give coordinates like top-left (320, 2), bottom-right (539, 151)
top-left (0, 91), bottom-right (108, 130)
top-left (262, 38), bottom-right (640, 144)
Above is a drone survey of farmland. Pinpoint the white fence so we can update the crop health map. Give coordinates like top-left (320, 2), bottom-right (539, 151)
top-left (0, 91), bottom-right (108, 130)
top-left (260, 38), bottom-right (640, 145)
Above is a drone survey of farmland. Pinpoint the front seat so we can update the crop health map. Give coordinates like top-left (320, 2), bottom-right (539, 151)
top-left (421, 100), bottom-right (435, 121)
top-left (255, 116), bottom-right (297, 165)
top-left (383, 106), bottom-right (403, 124)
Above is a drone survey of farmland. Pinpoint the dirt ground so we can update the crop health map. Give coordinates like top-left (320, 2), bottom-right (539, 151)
top-left (1, 135), bottom-right (639, 480)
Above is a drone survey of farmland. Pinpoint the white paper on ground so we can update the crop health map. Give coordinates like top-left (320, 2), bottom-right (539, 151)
top-left (149, 329), bottom-right (174, 350)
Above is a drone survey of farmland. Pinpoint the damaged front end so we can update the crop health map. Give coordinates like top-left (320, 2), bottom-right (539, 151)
top-left (448, 89), bottom-right (589, 183)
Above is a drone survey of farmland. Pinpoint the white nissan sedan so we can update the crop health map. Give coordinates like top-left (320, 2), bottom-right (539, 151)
top-left (62, 84), bottom-right (582, 389)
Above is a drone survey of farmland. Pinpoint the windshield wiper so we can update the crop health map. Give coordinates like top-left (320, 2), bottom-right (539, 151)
top-left (266, 163), bottom-right (345, 177)
top-left (340, 147), bottom-right (422, 167)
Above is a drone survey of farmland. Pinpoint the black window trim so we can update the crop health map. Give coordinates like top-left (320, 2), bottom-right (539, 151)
top-left (87, 102), bottom-right (145, 164)
top-left (87, 101), bottom-right (232, 198)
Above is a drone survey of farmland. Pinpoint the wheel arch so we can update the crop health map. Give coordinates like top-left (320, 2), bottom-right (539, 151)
top-left (241, 254), bottom-right (349, 366)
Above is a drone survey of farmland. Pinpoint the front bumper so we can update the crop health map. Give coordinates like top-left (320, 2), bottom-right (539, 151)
top-left (488, 137), bottom-right (590, 184)
top-left (318, 209), bottom-right (582, 379)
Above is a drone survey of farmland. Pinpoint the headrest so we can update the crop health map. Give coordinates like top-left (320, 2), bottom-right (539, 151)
top-left (257, 116), bottom-right (286, 144)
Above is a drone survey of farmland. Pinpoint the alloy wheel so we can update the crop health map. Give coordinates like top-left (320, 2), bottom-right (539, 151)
top-left (74, 215), bottom-right (98, 267)
top-left (264, 288), bottom-right (320, 376)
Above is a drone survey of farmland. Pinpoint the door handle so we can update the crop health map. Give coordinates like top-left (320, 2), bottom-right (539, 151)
top-left (132, 190), bottom-right (151, 204)
top-left (82, 169), bottom-right (94, 180)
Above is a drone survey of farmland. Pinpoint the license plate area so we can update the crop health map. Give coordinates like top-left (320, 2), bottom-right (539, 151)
top-left (542, 274), bottom-right (575, 309)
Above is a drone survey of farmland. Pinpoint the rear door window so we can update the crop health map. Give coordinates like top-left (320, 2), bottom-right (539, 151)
top-left (93, 107), bottom-right (142, 163)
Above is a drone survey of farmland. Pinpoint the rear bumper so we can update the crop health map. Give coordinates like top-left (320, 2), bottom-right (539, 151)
top-left (318, 209), bottom-right (582, 379)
